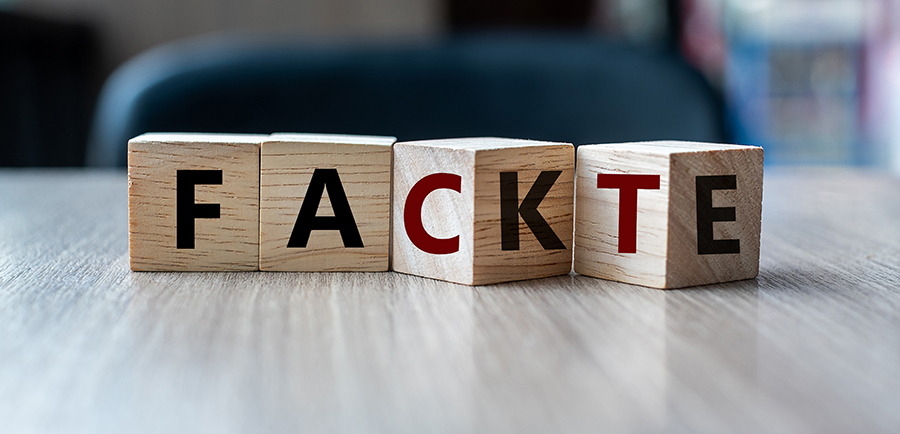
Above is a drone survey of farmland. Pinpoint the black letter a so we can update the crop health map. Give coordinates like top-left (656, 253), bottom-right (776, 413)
top-left (287, 169), bottom-right (364, 248)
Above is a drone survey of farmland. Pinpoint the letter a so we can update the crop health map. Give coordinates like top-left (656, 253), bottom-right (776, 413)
top-left (288, 168), bottom-right (364, 248)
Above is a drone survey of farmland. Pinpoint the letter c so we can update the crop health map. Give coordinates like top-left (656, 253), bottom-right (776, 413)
top-left (404, 173), bottom-right (461, 254)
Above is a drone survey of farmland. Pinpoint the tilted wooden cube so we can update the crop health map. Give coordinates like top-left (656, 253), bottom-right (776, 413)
top-left (573, 141), bottom-right (764, 289)
top-left (259, 133), bottom-right (396, 271)
top-left (128, 133), bottom-right (263, 271)
top-left (392, 138), bottom-right (574, 285)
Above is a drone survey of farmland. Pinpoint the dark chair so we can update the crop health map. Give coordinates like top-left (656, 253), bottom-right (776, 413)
top-left (1, 12), bottom-right (98, 167)
top-left (86, 33), bottom-right (726, 167)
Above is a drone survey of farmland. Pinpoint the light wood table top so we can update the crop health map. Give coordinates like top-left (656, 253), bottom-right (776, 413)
top-left (1, 168), bottom-right (898, 434)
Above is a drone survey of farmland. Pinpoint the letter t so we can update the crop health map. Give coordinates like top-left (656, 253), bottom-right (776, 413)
top-left (596, 173), bottom-right (660, 254)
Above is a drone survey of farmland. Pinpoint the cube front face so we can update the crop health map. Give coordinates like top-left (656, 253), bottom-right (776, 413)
top-left (392, 138), bottom-right (574, 286)
top-left (665, 148), bottom-right (763, 288)
top-left (259, 136), bottom-right (394, 271)
top-left (472, 146), bottom-right (574, 285)
top-left (128, 134), bottom-right (262, 271)
top-left (573, 146), bottom-right (670, 288)
top-left (391, 142), bottom-right (477, 284)
top-left (574, 142), bottom-right (763, 289)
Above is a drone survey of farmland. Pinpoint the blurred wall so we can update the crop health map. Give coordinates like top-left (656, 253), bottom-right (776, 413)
top-left (2, 0), bottom-right (675, 166)
top-left (12, 0), bottom-right (674, 74)
top-left (15, 0), bottom-right (444, 72)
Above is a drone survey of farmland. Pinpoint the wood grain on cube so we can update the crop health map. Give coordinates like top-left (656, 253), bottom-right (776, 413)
top-left (574, 141), bottom-right (763, 289)
top-left (472, 144), bottom-right (574, 285)
top-left (259, 134), bottom-right (395, 271)
top-left (574, 144), bottom-right (671, 288)
top-left (666, 144), bottom-right (763, 288)
top-left (392, 138), bottom-right (574, 285)
top-left (392, 141), bottom-right (477, 284)
top-left (128, 133), bottom-right (263, 271)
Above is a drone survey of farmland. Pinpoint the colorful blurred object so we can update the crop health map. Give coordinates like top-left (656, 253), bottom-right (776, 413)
top-left (726, 0), bottom-right (866, 165)
top-left (679, 0), bottom-right (900, 168)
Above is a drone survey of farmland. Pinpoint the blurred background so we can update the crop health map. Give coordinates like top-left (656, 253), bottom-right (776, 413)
top-left (1, 0), bottom-right (899, 169)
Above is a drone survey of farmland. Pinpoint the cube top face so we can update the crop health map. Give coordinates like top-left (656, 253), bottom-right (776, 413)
top-left (401, 137), bottom-right (570, 151)
top-left (574, 141), bottom-right (763, 289)
top-left (587, 140), bottom-right (755, 154)
top-left (259, 136), bottom-right (395, 271)
top-left (392, 138), bottom-right (574, 286)
top-left (128, 134), bottom-right (262, 271)
top-left (268, 133), bottom-right (397, 146)
top-left (131, 132), bottom-right (269, 145)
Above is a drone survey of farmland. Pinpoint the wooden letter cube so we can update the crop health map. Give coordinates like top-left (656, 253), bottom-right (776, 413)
top-left (574, 141), bottom-right (764, 289)
top-left (259, 133), bottom-right (395, 271)
top-left (392, 138), bottom-right (574, 285)
top-left (128, 133), bottom-right (263, 271)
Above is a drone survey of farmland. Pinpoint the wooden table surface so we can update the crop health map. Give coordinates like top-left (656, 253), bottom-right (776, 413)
top-left (1, 168), bottom-right (898, 434)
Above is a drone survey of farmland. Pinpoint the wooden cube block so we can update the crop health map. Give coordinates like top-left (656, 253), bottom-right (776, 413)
top-left (573, 141), bottom-right (764, 289)
top-left (128, 133), bottom-right (263, 271)
top-left (259, 133), bottom-right (396, 271)
top-left (392, 138), bottom-right (574, 285)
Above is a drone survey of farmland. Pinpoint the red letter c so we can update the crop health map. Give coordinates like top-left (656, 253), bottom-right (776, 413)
top-left (404, 173), bottom-right (461, 254)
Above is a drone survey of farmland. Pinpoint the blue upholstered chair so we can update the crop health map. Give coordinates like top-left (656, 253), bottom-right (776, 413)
top-left (86, 33), bottom-right (726, 167)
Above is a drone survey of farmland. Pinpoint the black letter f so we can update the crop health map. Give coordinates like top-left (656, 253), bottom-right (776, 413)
top-left (177, 170), bottom-right (222, 249)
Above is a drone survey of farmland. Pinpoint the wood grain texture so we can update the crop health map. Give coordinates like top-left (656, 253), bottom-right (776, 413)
top-left (574, 144), bottom-right (670, 287)
top-left (391, 141), bottom-right (476, 283)
top-left (392, 138), bottom-right (573, 285)
top-left (2, 168), bottom-right (900, 434)
top-left (472, 145), bottom-right (574, 284)
top-left (128, 133), bottom-right (263, 271)
top-left (574, 141), bottom-right (763, 289)
top-left (259, 134), bottom-right (395, 271)
top-left (667, 144), bottom-right (763, 287)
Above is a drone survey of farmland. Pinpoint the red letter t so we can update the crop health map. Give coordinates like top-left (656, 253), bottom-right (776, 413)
top-left (596, 174), bottom-right (660, 254)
